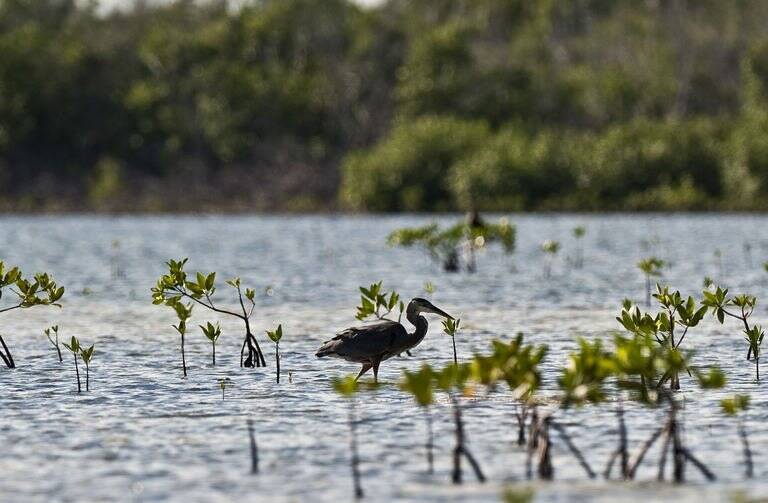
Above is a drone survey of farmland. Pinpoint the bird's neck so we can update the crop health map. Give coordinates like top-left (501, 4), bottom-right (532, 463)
top-left (407, 310), bottom-right (429, 342)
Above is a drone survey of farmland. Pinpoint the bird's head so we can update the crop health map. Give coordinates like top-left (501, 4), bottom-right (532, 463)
top-left (408, 297), bottom-right (454, 320)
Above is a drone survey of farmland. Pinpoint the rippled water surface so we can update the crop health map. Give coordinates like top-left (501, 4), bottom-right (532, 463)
top-left (1, 214), bottom-right (767, 502)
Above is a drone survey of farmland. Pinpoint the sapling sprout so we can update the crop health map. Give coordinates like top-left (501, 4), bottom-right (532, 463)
top-left (442, 318), bottom-right (461, 366)
top-left (702, 286), bottom-right (764, 381)
top-left (720, 394), bottom-right (752, 478)
top-left (572, 226), bottom-right (586, 269)
top-left (200, 321), bottom-right (222, 366)
top-left (151, 259), bottom-right (267, 368)
top-left (218, 377), bottom-right (232, 400)
top-left (423, 281), bottom-right (435, 298)
top-left (333, 376), bottom-right (366, 499)
top-left (0, 261), bottom-right (64, 369)
top-left (400, 364), bottom-right (436, 474)
top-left (637, 257), bottom-right (665, 307)
top-left (171, 302), bottom-right (193, 377)
top-left (266, 324), bottom-right (283, 383)
top-left (80, 344), bottom-right (94, 391)
top-left (44, 325), bottom-right (63, 363)
top-left (433, 363), bottom-right (486, 485)
top-left (62, 336), bottom-right (82, 393)
top-left (541, 240), bottom-right (560, 278)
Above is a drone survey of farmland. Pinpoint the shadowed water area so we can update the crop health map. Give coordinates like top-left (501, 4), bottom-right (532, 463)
top-left (0, 214), bottom-right (766, 502)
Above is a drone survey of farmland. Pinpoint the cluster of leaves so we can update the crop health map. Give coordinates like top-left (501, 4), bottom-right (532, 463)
top-left (200, 321), bottom-right (222, 345)
top-left (637, 258), bottom-right (665, 277)
top-left (541, 240), bottom-right (560, 255)
top-left (355, 282), bottom-right (404, 322)
top-left (0, 261), bottom-right (64, 312)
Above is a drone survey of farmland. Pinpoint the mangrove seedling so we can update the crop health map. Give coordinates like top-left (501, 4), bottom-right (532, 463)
top-left (80, 344), bottom-right (94, 391)
top-left (333, 376), bottom-right (365, 499)
top-left (200, 321), bottom-right (222, 366)
top-left (0, 261), bottom-right (64, 368)
top-left (151, 259), bottom-right (267, 368)
top-left (218, 377), bottom-right (232, 400)
top-left (541, 240), bottom-right (560, 278)
top-left (433, 363), bottom-right (486, 485)
top-left (572, 226), bottom-right (586, 269)
top-left (471, 334), bottom-right (547, 447)
top-left (423, 281), bottom-right (435, 298)
top-left (400, 364), bottom-right (436, 474)
top-left (617, 287), bottom-right (706, 390)
top-left (637, 258), bottom-right (665, 307)
top-left (172, 302), bottom-right (193, 377)
top-left (266, 324), bottom-right (283, 383)
top-left (355, 281), bottom-right (404, 322)
top-left (62, 336), bottom-right (82, 393)
top-left (720, 394), bottom-right (753, 478)
top-left (44, 325), bottom-right (63, 363)
top-left (702, 287), bottom-right (764, 381)
top-left (387, 217), bottom-right (516, 273)
top-left (442, 317), bottom-right (461, 365)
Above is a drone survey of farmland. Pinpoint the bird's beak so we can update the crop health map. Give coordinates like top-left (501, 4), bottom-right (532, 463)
top-left (425, 302), bottom-right (454, 320)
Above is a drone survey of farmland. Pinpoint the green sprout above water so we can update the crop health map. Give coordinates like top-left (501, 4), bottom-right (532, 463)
top-left (571, 226), bottom-right (587, 269)
top-left (332, 375), bottom-right (366, 499)
top-left (266, 324), bottom-right (283, 383)
top-left (400, 364), bottom-right (436, 474)
top-left (442, 317), bottom-right (461, 365)
top-left (200, 321), bottom-right (222, 366)
top-left (218, 377), bottom-right (232, 400)
top-left (171, 301), bottom-right (193, 377)
top-left (62, 335), bottom-right (82, 393)
top-left (355, 281), bottom-right (404, 322)
top-left (637, 257), bottom-right (665, 307)
top-left (0, 261), bottom-right (65, 369)
top-left (720, 394), bottom-right (752, 478)
top-left (80, 344), bottom-right (95, 392)
top-left (541, 240), bottom-right (560, 278)
top-left (44, 325), bottom-right (62, 363)
top-left (702, 286), bottom-right (764, 381)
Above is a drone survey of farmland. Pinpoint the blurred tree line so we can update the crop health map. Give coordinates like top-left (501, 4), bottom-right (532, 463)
top-left (2, 0), bottom-right (768, 211)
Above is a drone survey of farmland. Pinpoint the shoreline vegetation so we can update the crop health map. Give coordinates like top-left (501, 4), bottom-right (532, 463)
top-left (5, 1), bottom-right (768, 212)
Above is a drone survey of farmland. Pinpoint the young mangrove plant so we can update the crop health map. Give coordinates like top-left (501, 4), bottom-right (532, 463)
top-left (637, 258), bottom-right (665, 307)
top-left (571, 226), bottom-right (586, 269)
top-left (471, 334), bottom-right (547, 448)
top-left (62, 336), bottom-right (82, 393)
top-left (44, 325), bottom-right (63, 363)
top-left (80, 343), bottom-right (94, 391)
top-left (151, 259), bottom-right (266, 368)
top-left (540, 240), bottom-right (560, 278)
top-left (333, 376), bottom-right (366, 499)
top-left (200, 321), bottom-right (221, 366)
top-left (218, 377), bottom-right (232, 400)
top-left (702, 286), bottom-right (764, 381)
top-left (387, 217), bottom-right (515, 273)
top-left (400, 364), bottom-right (436, 474)
top-left (266, 324), bottom-right (283, 383)
top-left (0, 262), bottom-right (64, 368)
top-left (442, 317), bottom-right (460, 365)
top-left (617, 286), bottom-right (706, 390)
top-left (355, 281), bottom-right (404, 322)
top-left (720, 394), bottom-right (752, 478)
top-left (433, 363), bottom-right (486, 485)
top-left (172, 302), bottom-right (193, 377)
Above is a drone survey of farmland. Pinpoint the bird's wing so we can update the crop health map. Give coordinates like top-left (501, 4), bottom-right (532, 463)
top-left (315, 321), bottom-right (407, 360)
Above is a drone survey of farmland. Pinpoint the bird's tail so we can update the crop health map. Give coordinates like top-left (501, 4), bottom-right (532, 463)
top-left (315, 340), bottom-right (338, 358)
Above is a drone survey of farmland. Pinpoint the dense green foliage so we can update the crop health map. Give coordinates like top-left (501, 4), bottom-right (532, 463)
top-left (5, 0), bottom-right (768, 210)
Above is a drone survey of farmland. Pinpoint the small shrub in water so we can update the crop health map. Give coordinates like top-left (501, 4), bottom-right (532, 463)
top-left (44, 325), bottom-right (63, 363)
top-left (266, 324), bottom-right (283, 383)
top-left (442, 318), bottom-right (461, 365)
top-left (200, 321), bottom-right (221, 366)
top-left (637, 257), bottom-right (665, 307)
top-left (62, 336), bottom-right (82, 393)
top-left (720, 394), bottom-right (753, 478)
top-left (0, 261), bottom-right (64, 369)
top-left (400, 364), bottom-right (436, 474)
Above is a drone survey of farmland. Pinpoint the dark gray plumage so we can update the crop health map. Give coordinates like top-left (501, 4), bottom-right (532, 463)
top-left (316, 298), bottom-right (453, 382)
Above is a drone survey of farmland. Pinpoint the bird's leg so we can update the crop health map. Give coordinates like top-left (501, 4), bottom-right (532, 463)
top-left (355, 364), bottom-right (372, 381)
top-left (372, 358), bottom-right (382, 383)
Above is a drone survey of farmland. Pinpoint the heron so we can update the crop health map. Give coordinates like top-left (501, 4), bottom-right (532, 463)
top-left (315, 298), bottom-right (454, 382)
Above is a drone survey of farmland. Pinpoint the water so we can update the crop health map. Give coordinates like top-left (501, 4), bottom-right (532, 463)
top-left (0, 214), bottom-right (766, 502)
